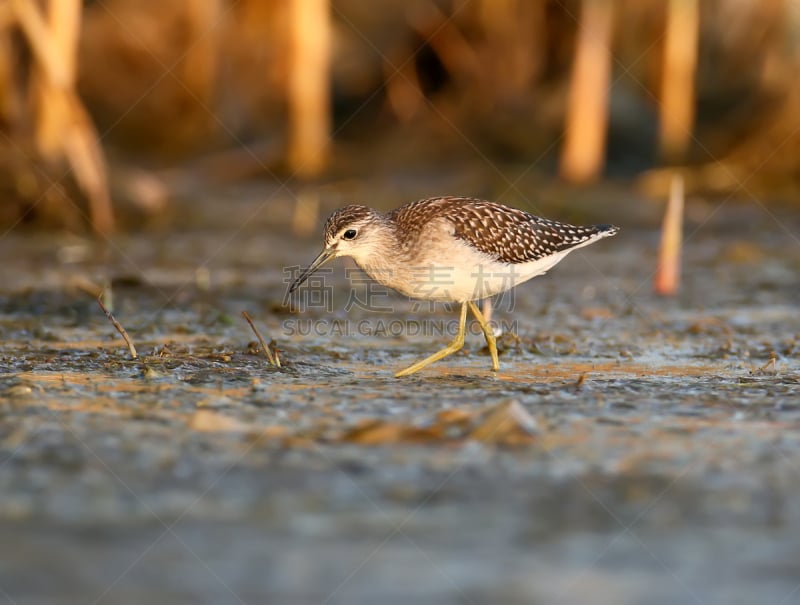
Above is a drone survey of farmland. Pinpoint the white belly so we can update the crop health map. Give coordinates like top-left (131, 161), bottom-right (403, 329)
top-left (363, 239), bottom-right (577, 302)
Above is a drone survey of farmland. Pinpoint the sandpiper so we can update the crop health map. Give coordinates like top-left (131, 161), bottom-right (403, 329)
top-left (289, 196), bottom-right (618, 377)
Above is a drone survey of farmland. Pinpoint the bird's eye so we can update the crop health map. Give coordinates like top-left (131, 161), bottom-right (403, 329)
top-left (342, 229), bottom-right (358, 240)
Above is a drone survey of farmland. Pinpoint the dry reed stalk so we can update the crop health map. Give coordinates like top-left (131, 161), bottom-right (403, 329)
top-left (182, 0), bottom-right (222, 105)
top-left (654, 172), bottom-right (684, 296)
top-left (0, 4), bottom-right (14, 29)
top-left (11, 0), bottom-right (70, 87)
top-left (476, 0), bottom-right (543, 99)
top-left (33, 0), bottom-right (77, 159)
top-left (48, 0), bottom-right (78, 86)
top-left (659, 0), bottom-right (699, 161)
top-left (0, 23), bottom-right (21, 126)
top-left (61, 96), bottom-right (114, 235)
top-left (560, 0), bottom-right (615, 184)
top-left (12, 0), bottom-right (114, 236)
top-left (287, 0), bottom-right (330, 178)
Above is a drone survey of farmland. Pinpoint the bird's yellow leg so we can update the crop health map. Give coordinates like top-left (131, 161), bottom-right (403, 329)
top-left (395, 302), bottom-right (468, 377)
top-left (468, 300), bottom-right (499, 372)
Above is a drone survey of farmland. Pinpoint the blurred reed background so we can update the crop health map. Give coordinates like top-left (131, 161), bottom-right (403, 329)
top-left (0, 0), bottom-right (798, 234)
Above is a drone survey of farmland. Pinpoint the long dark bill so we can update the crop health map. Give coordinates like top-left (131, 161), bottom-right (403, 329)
top-left (288, 247), bottom-right (336, 293)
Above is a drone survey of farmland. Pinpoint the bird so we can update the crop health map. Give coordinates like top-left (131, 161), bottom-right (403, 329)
top-left (288, 196), bottom-right (618, 377)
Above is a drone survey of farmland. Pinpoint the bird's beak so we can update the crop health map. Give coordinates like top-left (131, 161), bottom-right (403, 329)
top-left (288, 246), bottom-right (336, 293)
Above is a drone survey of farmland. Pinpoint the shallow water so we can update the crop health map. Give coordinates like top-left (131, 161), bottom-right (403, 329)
top-left (0, 184), bottom-right (799, 604)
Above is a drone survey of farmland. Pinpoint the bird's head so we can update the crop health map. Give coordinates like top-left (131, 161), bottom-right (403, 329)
top-left (288, 205), bottom-right (388, 293)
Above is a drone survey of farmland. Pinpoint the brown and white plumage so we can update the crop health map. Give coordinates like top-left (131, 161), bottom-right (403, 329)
top-left (388, 197), bottom-right (616, 264)
top-left (294, 196), bottom-right (617, 303)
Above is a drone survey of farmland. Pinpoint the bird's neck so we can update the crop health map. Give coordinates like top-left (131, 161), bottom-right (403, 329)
top-left (352, 221), bottom-right (405, 281)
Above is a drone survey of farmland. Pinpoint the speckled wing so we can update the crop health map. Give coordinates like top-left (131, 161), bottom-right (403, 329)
top-left (424, 197), bottom-right (615, 264)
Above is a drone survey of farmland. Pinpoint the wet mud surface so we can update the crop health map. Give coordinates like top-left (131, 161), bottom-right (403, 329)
top-left (1, 186), bottom-right (799, 604)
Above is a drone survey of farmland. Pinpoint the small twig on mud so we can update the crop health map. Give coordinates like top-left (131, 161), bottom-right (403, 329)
top-left (242, 311), bottom-right (278, 366)
top-left (757, 352), bottom-right (777, 376)
top-left (574, 373), bottom-right (586, 392)
top-left (97, 293), bottom-right (138, 359)
top-left (270, 339), bottom-right (282, 368)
